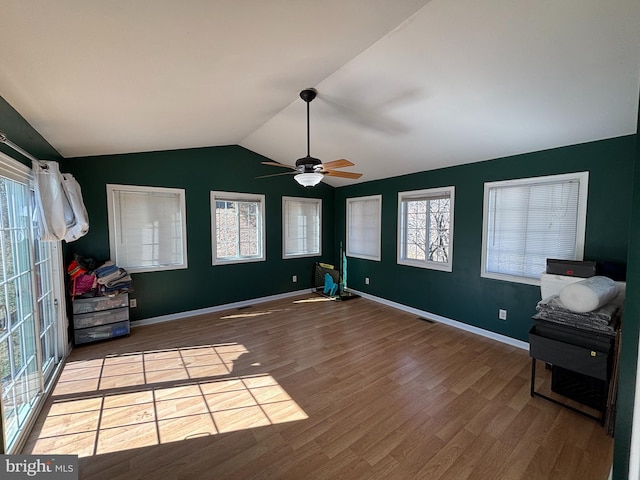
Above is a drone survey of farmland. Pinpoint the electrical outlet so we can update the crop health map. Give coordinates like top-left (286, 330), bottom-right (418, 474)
top-left (130, 298), bottom-right (137, 308)
top-left (365, 277), bottom-right (370, 285)
top-left (498, 309), bottom-right (507, 320)
top-left (292, 275), bottom-right (297, 283)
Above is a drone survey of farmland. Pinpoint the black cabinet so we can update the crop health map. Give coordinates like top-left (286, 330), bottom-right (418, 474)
top-left (529, 324), bottom-right (613, 380)
top-left (529, 319), bottom-right (617, 423)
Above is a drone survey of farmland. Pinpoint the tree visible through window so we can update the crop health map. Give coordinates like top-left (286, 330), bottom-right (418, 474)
top-left (211, 192), bottom-right (265, 265)
top-left (405, 197), bottom-right (450, 262)
top-left (398, 187), bottom-right (455, 272)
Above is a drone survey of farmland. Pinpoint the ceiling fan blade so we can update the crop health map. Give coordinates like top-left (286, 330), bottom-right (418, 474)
top-left (324, 170), bottom-right (363, 179)
top-left (255, 171), bottom-right (297, 179)
top-left (261, 161), bottom-right (297, 170)
top-left (319, 159), bottom-right (354, 170)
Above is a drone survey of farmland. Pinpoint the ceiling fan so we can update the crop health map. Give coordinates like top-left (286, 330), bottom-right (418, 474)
top-left (260, 88), bottom-right (363, 187)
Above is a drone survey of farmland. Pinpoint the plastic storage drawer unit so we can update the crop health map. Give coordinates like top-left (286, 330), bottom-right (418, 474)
top-left (74, 320), bottom-right (130, 345)
top-left (72, 293), bottom-right (130, 345)
top-left (73, 307), bottom-right (130, 329)
top-left (73, 294), bottom-right (129, 314)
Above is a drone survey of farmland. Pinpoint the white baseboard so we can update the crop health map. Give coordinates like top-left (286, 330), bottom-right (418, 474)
top-left (131, 289), bottom-right (315, 327)
top-left (347, 289), bottom-right (529, 350)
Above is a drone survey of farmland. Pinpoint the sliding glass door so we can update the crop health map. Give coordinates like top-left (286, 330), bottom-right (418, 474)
top-left (0, 154), bottom-right (65, 453)
top-left (33, 191), bottom-right (60, 386)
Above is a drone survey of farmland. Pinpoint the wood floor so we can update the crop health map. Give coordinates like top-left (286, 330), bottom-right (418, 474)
top-left (23, 294), bottom-right (614, 479)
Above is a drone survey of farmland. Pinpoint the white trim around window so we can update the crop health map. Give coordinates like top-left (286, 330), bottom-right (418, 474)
top-left (211, 191), bottom-right (266, 265)
top-left (107, 184), bottom-right (188, 273)
top-left (346, 194), bottom-right (382, 261)
top-left (481, 171), bottom-right (589, 286)
top-left (397, 186), bottom-right (455, 272)
top-left (282, 196), bottom-right (322, 259)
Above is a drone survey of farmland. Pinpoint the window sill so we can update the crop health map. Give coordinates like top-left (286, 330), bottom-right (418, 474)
top-left (213, 257), bottom-right (265, 266)
top-left (481, 271), bottom-right (541, 286)
top-left (283, 253), bottom-right (321, 260)
top-left (398, 258), bottom-right (452, 272)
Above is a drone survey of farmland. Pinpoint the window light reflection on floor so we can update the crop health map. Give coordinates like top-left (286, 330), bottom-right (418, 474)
top-left (219, 307), bottom-right (295, 320)
top-left (292, 296), bottom-right (336, 304)
top-left (26, 344), bottom-right (308, 457)
top-left (219, 311), bottom-right (274, 320)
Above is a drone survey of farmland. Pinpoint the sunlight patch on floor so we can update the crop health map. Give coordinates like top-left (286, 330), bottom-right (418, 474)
top-left (292, 296), bottom-right (336, 304)
top-left (220, 311), bottom-right (274, 320)
top-left (26, 344), bottom-right (307, 457)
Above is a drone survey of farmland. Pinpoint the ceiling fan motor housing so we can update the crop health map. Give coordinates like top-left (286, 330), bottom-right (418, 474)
top-left (295, 155), bottom-right (323, 173)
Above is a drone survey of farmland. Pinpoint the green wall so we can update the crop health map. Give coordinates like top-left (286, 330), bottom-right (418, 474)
top-left (612, 100), bottom-right (640, 479)
top-left (335, 136), bottom-right (636, 342)
top-left (61, 146), bottom-right (336, 321)
top-left (0, 96), bottom-right (62, 164)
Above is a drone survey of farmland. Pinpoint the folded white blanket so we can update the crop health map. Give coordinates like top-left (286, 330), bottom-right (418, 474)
top-left (559, 276), bottom-right (618, 313)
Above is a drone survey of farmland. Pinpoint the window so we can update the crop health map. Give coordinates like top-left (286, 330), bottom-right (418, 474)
top-left (398, 186), bottom-right (455, 272)
top-left (107, 184), bottom-right (188, 273)
top-left (481, 172), bottom-right (589, 285)
top-left (211, 191), bottom-right (265, 265)
top-left (346, 195), bottom-right (382, 261)
top-left (283, 197), bottom-right (321, 258)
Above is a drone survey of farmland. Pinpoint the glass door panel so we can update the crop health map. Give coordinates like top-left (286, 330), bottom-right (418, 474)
top-left (0, 177), bottom-right (39, 450)
top-left (31, 189), bottom-right (59, 384)
top-left (0, 171), bottom-right (61, 453)
top-left (35, 251), bottom-right (57, 381)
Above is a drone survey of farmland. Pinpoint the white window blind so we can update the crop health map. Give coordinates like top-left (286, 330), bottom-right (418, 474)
top-left (283, 197), bottom-right (321, 258)
top-left (482, 172), bottom-right (588, 284)
top-left (346, 195), bottom-right (382, 261)
top-left (211, 191), bottom-right (265, 265)
top-left (398, 186), bottom-right (454, 272)
top-left (107, 184), bottom-right (188, 273)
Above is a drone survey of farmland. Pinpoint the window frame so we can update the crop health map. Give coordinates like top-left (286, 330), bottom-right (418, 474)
top-left (106, 183), bottom-right (188, 273)
top-left (397, 186), bottom-right (455, 272)
top-left (346, 194), bottom-right (382, 262)
top-left (282, 196), bottom-right (322, 259)
top-left (211, 190), bottom-right (266, 266)
top-left (480, 171), bottom-right (589, 286)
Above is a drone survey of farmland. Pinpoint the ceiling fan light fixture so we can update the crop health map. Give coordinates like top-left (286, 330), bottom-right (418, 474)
top-left (294, 172), bottom-right (323, 187)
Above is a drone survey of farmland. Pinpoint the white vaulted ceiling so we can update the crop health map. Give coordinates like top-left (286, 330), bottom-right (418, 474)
top-left (0, 0), bottom-right (638, 186)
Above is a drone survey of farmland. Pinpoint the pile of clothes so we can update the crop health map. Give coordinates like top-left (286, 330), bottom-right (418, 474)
top-left (94, 261), bottom-right (132, 294)
top-left (68, 254), bottom-right (132, 298)
top-left (534, 295), bottom-right (620, 334)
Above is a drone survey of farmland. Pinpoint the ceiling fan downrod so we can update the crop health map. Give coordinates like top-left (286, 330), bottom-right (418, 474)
top-left (300, 88), bottom-right (317, 159)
